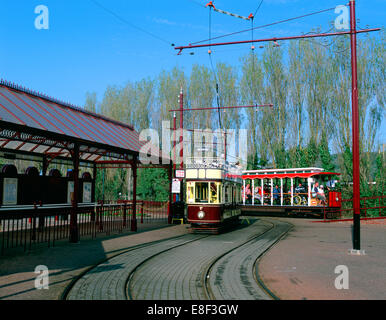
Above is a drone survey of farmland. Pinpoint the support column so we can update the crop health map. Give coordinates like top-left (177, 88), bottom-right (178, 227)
top-left (168, 163), bottom-right (173, 224)
top-left (70, 144), bottom-right (80, 243)
top-left (350, 0), bottom-right (361, 251)
top-left (290, 178), bottom-right (294, 206)
top-left (243, 179), bottom-right (245, 205)
top-left (131, 157), bottom-right (138, 232)
top-left (308, 178), bottom-right (311, 207)
top-left (261, 179), bottom-right (264, 205)
top-left (271, 178), bottom-right (273, 206)
top-left (252, 179), bottom-right (254, 205)
top-left (280, 178), bottom-right (283, 206)
top-left (92, 163), bottom-right (97, 203)
top-left (173, 112), bottom-right (177, 202)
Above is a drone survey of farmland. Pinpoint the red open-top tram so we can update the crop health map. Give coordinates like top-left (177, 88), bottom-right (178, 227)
top-left (242, 167), bottom-right (342, 218)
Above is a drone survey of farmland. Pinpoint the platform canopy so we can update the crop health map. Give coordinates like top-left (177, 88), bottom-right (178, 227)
top-left (0, 80), bottom-right (168, 165)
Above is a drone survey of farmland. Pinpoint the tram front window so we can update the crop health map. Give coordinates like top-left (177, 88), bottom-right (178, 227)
top-left (187, 182), bottom-right (195, 203)
top-left (210, 182), bottom-right (220, 204)
top-left (195, 182), bottom-right (209, 203)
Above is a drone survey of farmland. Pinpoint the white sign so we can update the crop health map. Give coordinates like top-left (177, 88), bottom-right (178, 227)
top-left (172, 179), bottom-right (181, 194)
top-left (176, 170), bottom-right (185, 178)
top-left (67, 181), bottom-right (74, 204)
top-left (83, 182), bottom-right (92, 203)
top-left (2, 178), bottom-right (18, 205)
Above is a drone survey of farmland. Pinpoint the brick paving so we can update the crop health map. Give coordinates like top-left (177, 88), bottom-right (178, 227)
top-left (258, 217), bottom-right (386, 300)
top-left (208, 220), bottom-right (291, 300)
top-left (128, 219), bottom-right (272, 300)
top-left (0, 222), bottom-right (187, 300)
top-left (67, 234), bottom-right (203, 300)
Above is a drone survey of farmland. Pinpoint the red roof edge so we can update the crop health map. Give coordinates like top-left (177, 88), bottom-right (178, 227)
top-left (0, 79), bottom-right (135, 132)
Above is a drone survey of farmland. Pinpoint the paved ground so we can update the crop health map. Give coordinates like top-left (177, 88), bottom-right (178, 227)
top-left (1, 216), bottom-right (385, 300)
top-left (208, 219), bottom-right (291, 300)
top-left (0, 221), bottom-right (187, 300)
top-left (258, 218), bottom-right (386, 300)
top-left (67, 218), bottom-right (276, 300)
top-left (128, 219), bottom-right (279, 300)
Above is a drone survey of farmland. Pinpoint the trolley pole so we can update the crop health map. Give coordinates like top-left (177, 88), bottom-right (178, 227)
top-left (350, 0), bottom-right (361, 251)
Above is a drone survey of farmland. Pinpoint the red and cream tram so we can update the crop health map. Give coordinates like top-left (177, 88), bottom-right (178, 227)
top-left (185, 158), bottom-right (243, 233)
top-left (242, 167), bottom-right (342, 217)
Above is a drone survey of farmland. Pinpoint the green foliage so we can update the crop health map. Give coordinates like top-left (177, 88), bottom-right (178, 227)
top-left (137, 168), bottom-right (169, 201)
top-left (319, 134), bottom-right (335, 172)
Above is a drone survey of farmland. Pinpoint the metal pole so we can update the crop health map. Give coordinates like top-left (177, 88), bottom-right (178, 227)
top-left (175, 28), bottom-right (379, 53)
top-left (350, 0), bottom-right (361, 250)
top-left (243, 179), bottom-right (246, 205)
top-left (179, 88), bottom-right (184, 169)
top-left (224, 131), bottom-right (227, 163)
top-left (252, 179), bottom-right (255, 206)
top-left (179, 88), bottom-right (184, 203)
top-left (168, 163), bottom-right (173, 224)
top-left (70, 144), bottom-right (79, 243)
top-left (131, 157), bottom-right (138, 232)
top-left (169, 104), bottom-right (273, 112)
top-left (173, 112), bottom-right (177, 203)
top-left (280, 178), bottom-right (283, 206)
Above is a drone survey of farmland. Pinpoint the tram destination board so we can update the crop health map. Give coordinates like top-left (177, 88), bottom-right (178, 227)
top-left (176, 170), bottom-right (185, 178)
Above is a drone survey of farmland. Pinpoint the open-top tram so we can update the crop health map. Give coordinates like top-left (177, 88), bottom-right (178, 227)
top-left (185, 157), bottom-right (243, 233)
top-left (242, 167), bottom-right (342, 218)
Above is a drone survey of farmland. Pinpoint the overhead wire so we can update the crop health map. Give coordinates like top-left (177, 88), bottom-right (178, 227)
top-left (90, 0), bottom-right (174, 47)
top-left (190, 6), bottom-right (339, 46)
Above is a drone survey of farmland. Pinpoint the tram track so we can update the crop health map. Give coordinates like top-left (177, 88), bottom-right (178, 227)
top-left (64, 233), bottom-right (208, 300)
top-left (126, 219), bottom-right (276, 300)
top-left (202, 221), bottom-right (275, 300)
top-left (205, 219), bottom-right (292, 300)
top-left (65, 218), bottom-right (291, 301)
top-left (125, 235), bottom-right (210, 300)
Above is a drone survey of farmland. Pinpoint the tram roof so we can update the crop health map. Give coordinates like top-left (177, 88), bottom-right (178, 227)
top-left (0, 80), bottom-right (169, 163)
top-left (242, 170), bottom-right (341, 180)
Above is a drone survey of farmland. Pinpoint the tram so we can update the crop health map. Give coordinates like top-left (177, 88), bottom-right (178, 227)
top-left (185, 157), bottom-right (243, 233)
top-left (242, 167), bottom-right (342, 218)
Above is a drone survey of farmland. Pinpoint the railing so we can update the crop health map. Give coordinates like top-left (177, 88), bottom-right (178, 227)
top-left (322, 195), bottom-right (385, 221)
top-left (0, 200), bottom-right (169, 256)
top-left (247, 192), bottom-right (311, 206)
top-left (116, 200), bottom-right (170, 223)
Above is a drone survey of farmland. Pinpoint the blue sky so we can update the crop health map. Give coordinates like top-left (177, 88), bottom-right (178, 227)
top-left (0, 0), bottom-right (384, 142)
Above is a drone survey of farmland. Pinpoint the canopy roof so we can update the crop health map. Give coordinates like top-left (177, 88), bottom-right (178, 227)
top-left (0, 80), bottom-right (168, 164)
top-left (242, 171), bottom-right (341, 180)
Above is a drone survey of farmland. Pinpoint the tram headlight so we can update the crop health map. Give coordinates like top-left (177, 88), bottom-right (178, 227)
top-left (197, 210), bottom-right (205, 219)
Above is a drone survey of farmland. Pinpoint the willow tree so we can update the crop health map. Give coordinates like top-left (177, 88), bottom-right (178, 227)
top-left (188, 64), bottom-right (214, 129)
top-left (240, 52), bottom-right (267, 168)
top-left (261, 44), bottom-right (288, 168)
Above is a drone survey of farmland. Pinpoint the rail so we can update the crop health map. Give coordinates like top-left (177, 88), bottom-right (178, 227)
top-left (0, 200), bottom-right (169, 256)
top-left (322, 195), bottom-right (386, 221)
